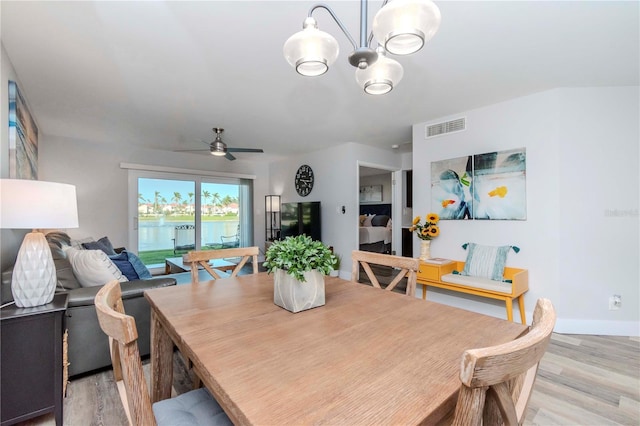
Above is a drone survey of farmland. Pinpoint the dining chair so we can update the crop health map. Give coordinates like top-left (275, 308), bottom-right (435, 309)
top-left (94, 280), bottom-right (232, 426)
top-left (351, 250), bottom-right (421, 296)
top-left (451, 298), bottom-right (556, 426)
top-left (183, 246), bottom-right (259, 283)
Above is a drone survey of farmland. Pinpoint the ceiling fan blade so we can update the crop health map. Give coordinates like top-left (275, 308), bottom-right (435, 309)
top-left (225, 152), bottom-right (236, 161)
top-left (226, 147), bottom-right (264, 153)
top-left (174, 149), bottom-right (211, 152)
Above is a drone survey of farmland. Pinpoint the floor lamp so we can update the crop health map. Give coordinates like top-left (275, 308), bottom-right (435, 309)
top-left (0, 179), bottom-right (79, 307)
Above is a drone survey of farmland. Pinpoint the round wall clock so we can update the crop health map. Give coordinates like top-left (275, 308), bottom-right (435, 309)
top-left (295, 164), bottom-right (314, 197)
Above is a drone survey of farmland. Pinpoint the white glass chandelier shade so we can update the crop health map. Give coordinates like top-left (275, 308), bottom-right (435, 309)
top-left (283, 17), bottom-right (339, 77)
top-left (1, 179), bottom-right (79, 307)
top-left (355, 48), bottom-right (404, 95)
top-left (372, 0), bottom-right (442, 55)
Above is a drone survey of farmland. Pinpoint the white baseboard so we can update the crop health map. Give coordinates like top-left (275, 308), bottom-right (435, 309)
top-left (554, 318), bottom-right (640, 337)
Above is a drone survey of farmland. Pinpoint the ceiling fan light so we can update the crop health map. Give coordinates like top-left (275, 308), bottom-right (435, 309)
top-left (355, 48), bottom-right (404, 95)
top-left (372, 0), bottom-right (441, 55)
top-left (210, 140), bottom-right (227, 156)
top-left (283, 17), bottom-right (339, 77)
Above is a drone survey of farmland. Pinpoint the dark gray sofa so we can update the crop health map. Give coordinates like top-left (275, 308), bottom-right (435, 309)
top-left (0, 240), bottom-right (193, 378)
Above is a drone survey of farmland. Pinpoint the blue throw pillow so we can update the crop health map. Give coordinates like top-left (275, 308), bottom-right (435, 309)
top-left (126, 251), bottom-right (152, 279)
top-left (109, 252), bottom-right (140, 281)
top-left (461, 243), bottom-right (511, 281)
top-left (82, 236), bottom-right (117, 255)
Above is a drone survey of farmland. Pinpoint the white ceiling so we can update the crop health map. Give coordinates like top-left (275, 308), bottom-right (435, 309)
top-left (2, 1), bottom-right (638, 162)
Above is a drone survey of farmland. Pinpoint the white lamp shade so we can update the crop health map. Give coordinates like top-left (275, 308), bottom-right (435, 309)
top-left (372, 0), bottom-right (442, 55)
top-left (1, 179), bottom-right (79, 229)
top-left (283, 17), bottom-right (339, 77)
top-left (355, 50), bottom-right (404, 95)
top-left (266, 195), bottom-right (281, 212)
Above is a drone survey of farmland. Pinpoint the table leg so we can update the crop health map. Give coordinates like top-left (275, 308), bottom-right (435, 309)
top-left (422, 284), bottom-right (427, 300)
top-left (150, 310), bottom-right (173, 403)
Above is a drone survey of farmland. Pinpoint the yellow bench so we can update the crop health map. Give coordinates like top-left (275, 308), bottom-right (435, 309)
top-left (417, 260), bottom-right (529, 324)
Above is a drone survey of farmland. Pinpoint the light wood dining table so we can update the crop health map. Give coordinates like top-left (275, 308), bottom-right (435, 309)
top-left (144, 272), bottom-right (527, 425)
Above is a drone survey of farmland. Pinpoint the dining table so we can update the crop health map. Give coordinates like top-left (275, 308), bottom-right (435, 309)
top-left (144, 272), bottom-right (527, 425)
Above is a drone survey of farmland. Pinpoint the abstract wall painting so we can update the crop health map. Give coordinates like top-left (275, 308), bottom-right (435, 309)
top-left (431, 148), bottom-right (526, 220)
top-left (431, 155), bottom-right (473, 219)
top-left (8, 80), bottom-right (38, 180)
top-left (359, 185), bottom-right (383, 203)
top-left (473, 148), bottom-right (526, 220)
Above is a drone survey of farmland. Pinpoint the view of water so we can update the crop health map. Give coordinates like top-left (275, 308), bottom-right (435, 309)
top-left (138, 220), bottom-right (239, 251)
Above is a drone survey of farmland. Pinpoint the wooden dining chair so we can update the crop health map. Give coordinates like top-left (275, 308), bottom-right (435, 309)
top-left (451, 298), bottom-right (556, 426)
top-left (94, 280), bottom-right (231, 426)
top-left (183, 246), bottom-right (259, 283)
top-left (351, 250), bottom-right (421, 296)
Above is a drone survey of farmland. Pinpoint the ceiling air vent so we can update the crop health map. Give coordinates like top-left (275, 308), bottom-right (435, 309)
top-left (425, 117), bottom-right (466, 138)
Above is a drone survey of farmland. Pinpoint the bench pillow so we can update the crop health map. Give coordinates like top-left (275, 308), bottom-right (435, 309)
top-left (461, 243), bottom-right (511, 281)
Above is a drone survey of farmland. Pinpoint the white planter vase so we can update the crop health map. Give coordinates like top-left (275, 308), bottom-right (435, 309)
top-left (273, 269), bottom-right (325, 313)
top-left (419, 240), bottom-right (432, 261)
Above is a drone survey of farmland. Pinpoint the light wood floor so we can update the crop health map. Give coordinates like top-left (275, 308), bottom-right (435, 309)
top-left (16, 333), bottom-right (640, 426)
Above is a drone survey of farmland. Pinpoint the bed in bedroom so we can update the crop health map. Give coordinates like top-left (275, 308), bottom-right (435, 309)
top-left (359, 204), bottom-right (392, 254)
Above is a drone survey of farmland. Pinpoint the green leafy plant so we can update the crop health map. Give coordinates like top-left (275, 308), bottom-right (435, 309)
top-left (332, 253), bottom-right (342, 270)
top-left (264, 235), bottom-right (336, 282)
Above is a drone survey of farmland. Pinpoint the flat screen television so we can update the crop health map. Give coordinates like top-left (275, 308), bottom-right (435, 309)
top-left (281, 201), bottom-right (321, 241)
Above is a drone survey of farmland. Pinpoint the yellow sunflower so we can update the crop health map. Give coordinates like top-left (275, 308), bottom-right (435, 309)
top-left (427, 213), bottom-right (439, 223)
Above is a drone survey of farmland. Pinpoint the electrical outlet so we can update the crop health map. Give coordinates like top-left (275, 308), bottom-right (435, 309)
top-left (609, 295), bottom-right (622, 310)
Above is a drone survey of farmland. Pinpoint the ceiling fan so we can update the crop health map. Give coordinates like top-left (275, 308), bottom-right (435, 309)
top-left (175, 128), bottom-right (264, 161)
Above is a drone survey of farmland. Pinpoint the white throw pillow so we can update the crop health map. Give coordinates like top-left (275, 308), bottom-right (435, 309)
top-left (66, 247), bottom-right (128, 287)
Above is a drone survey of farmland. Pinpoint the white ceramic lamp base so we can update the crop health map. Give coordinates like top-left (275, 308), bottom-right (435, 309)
top-left (11, 232), bottom-right (57, 308)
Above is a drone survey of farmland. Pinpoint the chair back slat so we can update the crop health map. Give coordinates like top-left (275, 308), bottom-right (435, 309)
top-left (183, 246), bottom-right (259, 283)
top-left (95, 280), bottom-right (157, 426)
top-left (452, 298), bottom-right (556, 426)
top-left (351, 250), bottom-right (420, 296)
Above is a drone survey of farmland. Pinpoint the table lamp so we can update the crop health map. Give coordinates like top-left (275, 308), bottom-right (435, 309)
top-left (0, 179), bottom-right (79, 307)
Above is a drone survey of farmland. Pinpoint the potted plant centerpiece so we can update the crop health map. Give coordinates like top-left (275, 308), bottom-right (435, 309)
top-left (264, 235), bottom-right (336, 313)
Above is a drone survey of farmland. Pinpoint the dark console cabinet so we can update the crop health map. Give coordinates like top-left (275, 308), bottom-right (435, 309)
top-left (1, 294), bottom-right (68, 426)
top-left (402, 227), bottom-right (413, 258)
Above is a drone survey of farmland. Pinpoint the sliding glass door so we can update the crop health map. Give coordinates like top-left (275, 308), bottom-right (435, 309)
top-left (130, 171), bottom-right (253, 268)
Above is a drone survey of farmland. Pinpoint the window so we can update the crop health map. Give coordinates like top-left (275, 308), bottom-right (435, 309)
top-left (128, 169), bottom-right (253, 268)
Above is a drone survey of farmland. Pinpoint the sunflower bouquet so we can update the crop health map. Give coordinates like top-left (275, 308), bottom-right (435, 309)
top-left (410, 213), bottom-right (440, 240)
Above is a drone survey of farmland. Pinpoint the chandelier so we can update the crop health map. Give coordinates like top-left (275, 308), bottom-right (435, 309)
top-left (283, 0), bottom-right (441, 95)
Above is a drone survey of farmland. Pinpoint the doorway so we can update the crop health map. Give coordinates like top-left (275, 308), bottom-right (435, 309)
top-left (358, 166), bottom-right (394, 254)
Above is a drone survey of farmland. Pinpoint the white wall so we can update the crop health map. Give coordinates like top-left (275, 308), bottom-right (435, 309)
top-left (268, 142), bottom-right (403, 276)
top-left (39, 135), bottom-right (270, 254)
top-left (412, 87), bottom-right (639, 335)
